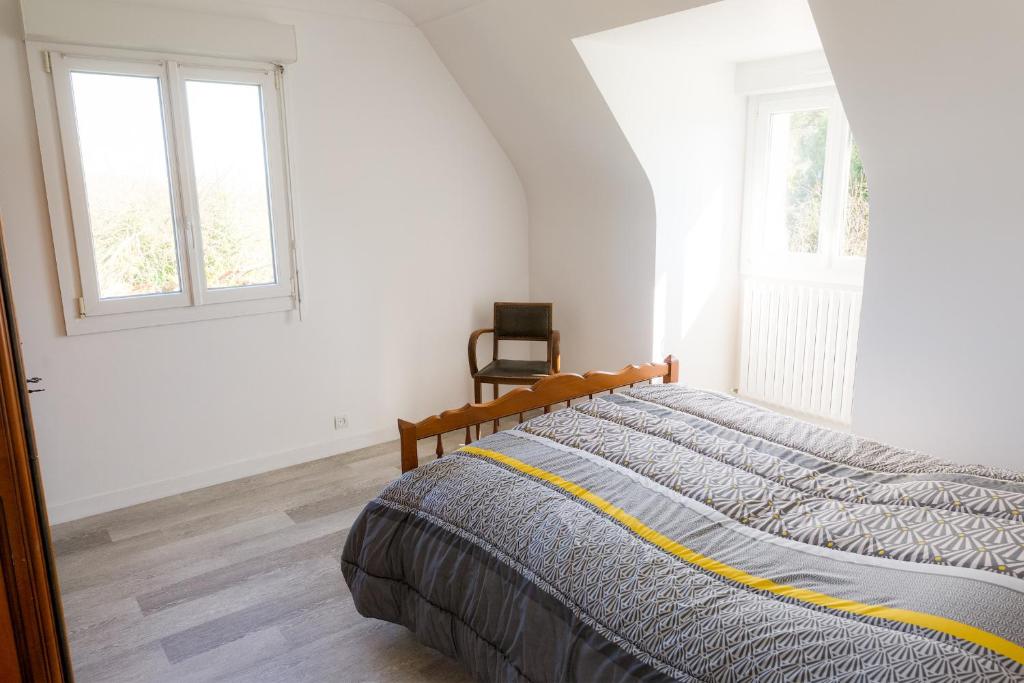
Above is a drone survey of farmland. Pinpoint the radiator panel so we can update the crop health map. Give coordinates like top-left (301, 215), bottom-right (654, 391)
top-left (739, 278), bottom-right (861, 424)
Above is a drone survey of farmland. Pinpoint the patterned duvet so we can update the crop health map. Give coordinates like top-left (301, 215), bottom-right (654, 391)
top-left (341, 385), bottom-right (1024, 682)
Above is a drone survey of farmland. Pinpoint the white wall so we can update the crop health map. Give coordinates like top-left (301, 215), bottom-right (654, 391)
top-left (421, 0), bottom-right (821, 391)
top-left (573, 42), bottom-right (744, 393)
top-left (2, 0), bottom-right (530, 521)
top-left (417, 0), bottom-right (805, 379)
top-left (422, 1), bottom-right (716, 374)
top-left (9, 0), bottom-right (1024, 522)
top-left (808, 0), bottom-right (1024, 470)
top-left (571, 0), bottom-right (821, 393)
top-left (420, 0), bottom-right (1024, 471)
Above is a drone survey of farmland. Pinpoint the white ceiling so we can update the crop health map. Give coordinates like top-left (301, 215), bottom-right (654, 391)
top-left (579, 0), bottom-right (821, 63)
top-left (378, 0), bottom-right (486, 24)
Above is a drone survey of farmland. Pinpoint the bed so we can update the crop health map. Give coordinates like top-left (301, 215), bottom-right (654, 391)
top-left (341, 357), bottom-right (1024, 682)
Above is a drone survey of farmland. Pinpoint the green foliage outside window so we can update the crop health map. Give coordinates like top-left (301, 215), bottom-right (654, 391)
top-left (91, 182), bottom-right (180, 298)
top-left (90, 179), bottom-right (273, 298)
top-left (844, 141), bottom-right (869, 258)
top-left (785, 110), bottom-right (828, 254)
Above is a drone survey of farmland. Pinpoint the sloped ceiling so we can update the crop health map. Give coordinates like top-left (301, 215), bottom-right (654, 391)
top-left (380, 0), bottom-right (708, 32)
top-left (377, 0), bottom-right (485, 24)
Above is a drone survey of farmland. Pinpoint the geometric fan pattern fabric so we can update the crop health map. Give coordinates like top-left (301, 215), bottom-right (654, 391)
top-left (627, 384), bottom-right (1024, 484)
top-left (379, 456), bottom-right (1020, 682)
top-left (342, 384), bottom-right (1024, 682)
top-left (520, 400), bottom-right (1024, 578)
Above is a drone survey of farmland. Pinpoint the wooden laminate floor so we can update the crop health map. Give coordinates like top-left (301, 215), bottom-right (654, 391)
top-left (50, 433), bottom-right (477, 683)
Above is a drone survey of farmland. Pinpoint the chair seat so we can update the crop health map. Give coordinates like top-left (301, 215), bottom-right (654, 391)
top-left (474, 359), bottom-right (551, 381)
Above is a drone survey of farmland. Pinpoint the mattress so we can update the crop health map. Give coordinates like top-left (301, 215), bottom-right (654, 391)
top-left (341, 384), bottom-right (1024, 682)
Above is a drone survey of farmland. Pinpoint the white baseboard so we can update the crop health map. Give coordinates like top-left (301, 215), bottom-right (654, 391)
top-left (46, 427), bottom-right (397, 525)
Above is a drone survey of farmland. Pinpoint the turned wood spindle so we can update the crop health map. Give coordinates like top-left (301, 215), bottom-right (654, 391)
top-left (397, 355), bottom-right (681, 473)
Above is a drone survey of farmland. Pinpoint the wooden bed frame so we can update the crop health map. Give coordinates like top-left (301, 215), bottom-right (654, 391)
top-left (398, 355), bottom-right (679, 472)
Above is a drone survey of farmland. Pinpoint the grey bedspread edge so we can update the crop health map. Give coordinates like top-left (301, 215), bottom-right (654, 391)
top-left (342, 500), bottom-right (674, 683)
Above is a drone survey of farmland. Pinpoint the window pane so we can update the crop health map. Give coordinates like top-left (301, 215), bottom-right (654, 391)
top-left (186, 80), bottom-right (276, 289)
top-left (843, 137), bottom-right (870, 257)
top-left (71, 72), bottom-right (181, 298)
top-left (764, 109), bottom-right (829, 255)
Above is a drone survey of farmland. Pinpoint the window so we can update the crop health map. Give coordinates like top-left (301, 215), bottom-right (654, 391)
top-left (39, 46), bottom-right (297, 332)
top-left (741, 87), bottom-right (869, 283)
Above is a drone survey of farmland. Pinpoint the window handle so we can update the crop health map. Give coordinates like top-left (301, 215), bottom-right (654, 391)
top-left (185, 219), bottom-right (196, 250)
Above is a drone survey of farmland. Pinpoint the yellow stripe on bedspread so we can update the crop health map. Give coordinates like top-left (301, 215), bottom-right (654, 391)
top-left (459, 445), bottom-right (1024, 667)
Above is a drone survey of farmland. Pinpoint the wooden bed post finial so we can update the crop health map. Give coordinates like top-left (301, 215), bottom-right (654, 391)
top-left (663, 355), bottom-right (680, 384)
top-left (398, 419), bottom-right (419, 473)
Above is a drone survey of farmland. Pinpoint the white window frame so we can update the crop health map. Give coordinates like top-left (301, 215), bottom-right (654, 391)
top-left (27, 42), bottom-right (301, 335)
top-left (740, 86), bottom-right (864, 286)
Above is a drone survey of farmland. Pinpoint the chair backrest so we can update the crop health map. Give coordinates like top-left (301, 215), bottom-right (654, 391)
top-left (493, 302), bottom-right (552, 342)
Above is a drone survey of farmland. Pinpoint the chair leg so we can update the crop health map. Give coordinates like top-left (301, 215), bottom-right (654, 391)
top-left (474, 379), bottom-right (481, 439)
top-left (492, 384), bottom-right (500, 433)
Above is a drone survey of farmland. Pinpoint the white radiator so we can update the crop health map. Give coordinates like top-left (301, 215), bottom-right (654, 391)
top-left (738, 278), bottom-right (862, 424)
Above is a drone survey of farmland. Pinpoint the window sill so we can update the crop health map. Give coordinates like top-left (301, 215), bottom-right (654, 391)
top-left (62, 295), bottom-right (297, 336)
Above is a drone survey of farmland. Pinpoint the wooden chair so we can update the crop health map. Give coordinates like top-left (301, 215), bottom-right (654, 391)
top-left (469, 303), bottom-right (560, 406)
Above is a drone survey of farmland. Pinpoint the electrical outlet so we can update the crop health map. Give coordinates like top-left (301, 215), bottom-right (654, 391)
top-left (334, 415), bottom-right (349, 430)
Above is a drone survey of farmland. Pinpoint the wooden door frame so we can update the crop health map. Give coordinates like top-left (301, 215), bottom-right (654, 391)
top-left (0, 214), bottom-right (72, 681)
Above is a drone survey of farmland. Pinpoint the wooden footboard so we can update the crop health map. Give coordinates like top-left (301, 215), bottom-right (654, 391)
top-left (397, 355), bottom-right (679, 472)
